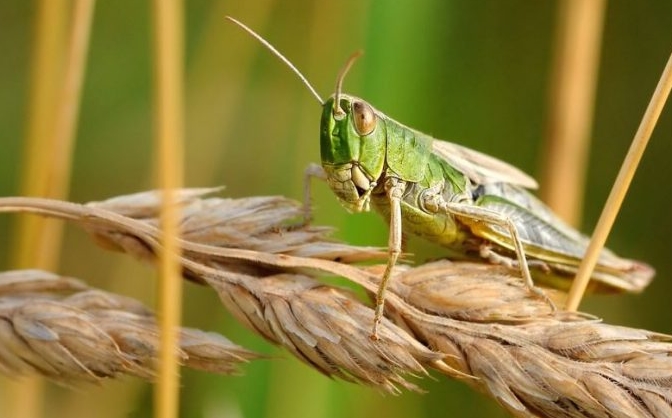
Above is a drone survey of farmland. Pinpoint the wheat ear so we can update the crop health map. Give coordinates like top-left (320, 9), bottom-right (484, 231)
top-left (0, 190), bottom-right (669, 417)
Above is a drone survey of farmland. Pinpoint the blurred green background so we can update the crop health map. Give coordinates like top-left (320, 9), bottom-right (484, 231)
top-left (0, 1), bottom-right (670, 417)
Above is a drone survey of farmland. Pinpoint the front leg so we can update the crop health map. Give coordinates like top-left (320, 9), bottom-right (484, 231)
top-left (302, 163), bottom-right (327, 224)
top-left (371, 176), bottom-right (405, 340)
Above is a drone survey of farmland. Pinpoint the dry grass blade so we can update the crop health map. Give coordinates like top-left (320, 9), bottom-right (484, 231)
top-left (0, 190), bottom-right (670, 416)
top-left (0, 270), bottom-right (259, 384)
top-left (87, 187), bottom-right (386, 265)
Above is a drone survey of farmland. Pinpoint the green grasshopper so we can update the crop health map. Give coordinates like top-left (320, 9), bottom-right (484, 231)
top-left (227, 17), bottom-right (654, 339)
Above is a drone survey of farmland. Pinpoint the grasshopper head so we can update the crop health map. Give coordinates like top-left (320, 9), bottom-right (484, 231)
top-left (225, 20), bottom-right (387, 212)
top-left (320, 94), bottom-right (386, 212)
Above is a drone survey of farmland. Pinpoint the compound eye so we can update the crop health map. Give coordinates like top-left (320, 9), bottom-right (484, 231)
top-left (352, 100), bottom-right (376, 136)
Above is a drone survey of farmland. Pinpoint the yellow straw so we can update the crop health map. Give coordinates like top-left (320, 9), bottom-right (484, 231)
top-left (6, 1), bottom-right (94, 417)
top-left (566, 52), bottom-right (672, 311)
top-left (540, 0), bottom-right (606, 226)
top-left (152, 0), bottom-right (184, 417)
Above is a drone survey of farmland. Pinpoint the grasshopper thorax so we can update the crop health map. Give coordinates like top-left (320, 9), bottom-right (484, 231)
top-left (320, 94), bottom-right (387, 212)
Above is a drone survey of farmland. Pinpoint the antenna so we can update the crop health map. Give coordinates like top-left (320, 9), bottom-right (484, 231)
top-left (225, 16), bottom-right (324, 105)
top-left (333, 50), bottom-right (363, 118)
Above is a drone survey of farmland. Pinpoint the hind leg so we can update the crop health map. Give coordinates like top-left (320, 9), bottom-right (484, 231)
top-left (429, 197), bottom-right (556, 310)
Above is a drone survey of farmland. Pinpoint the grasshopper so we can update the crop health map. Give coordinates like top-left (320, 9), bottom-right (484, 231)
top-left (227, 17), bottom-right (654, 339)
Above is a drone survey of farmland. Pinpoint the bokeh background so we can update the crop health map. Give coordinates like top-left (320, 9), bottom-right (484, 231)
top-left (0, 1), bottom-right (670, 417)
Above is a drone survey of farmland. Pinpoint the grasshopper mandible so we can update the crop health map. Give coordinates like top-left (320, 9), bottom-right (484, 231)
top-left (226, 17), bottom-right (654, 339)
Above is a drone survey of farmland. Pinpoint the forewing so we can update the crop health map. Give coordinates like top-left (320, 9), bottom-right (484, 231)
top-left (472, 190), bottom-right (633, 274)
top-left (472, 194), bottom-right (590, 261)
top-left (431, 140), bottom-right (538, 189)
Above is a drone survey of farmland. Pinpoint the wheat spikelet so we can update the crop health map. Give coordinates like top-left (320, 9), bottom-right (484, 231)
top-left (0, 189), bottom-right (670, 417)
top-left (0, 269), bottom-right (258, 384)
top-left (387, 262), bottom-right (671, 417)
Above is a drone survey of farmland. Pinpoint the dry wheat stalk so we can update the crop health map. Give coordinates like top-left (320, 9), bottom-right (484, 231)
top-left (0, 269), bottom-right (258, 384)
top-left (0, 189), bottom-right (670, 417)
